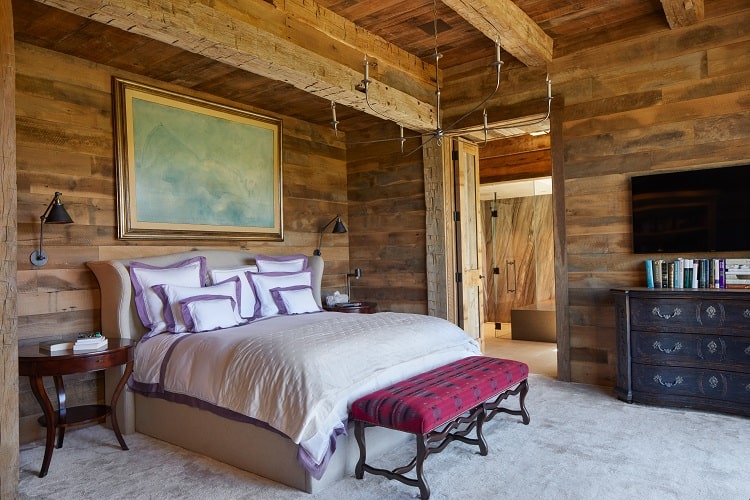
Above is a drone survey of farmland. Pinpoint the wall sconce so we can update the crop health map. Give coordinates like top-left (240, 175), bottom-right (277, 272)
top-left (346, 268), bottom-right (362, 301)
top-left (30, 192), bottom-right (74, 267)
top-left (313, 214), bottom-right (347, 256)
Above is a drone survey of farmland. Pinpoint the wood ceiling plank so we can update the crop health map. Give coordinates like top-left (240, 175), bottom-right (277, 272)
top-left (660, 0), bottom-right (705, 29)
top-left (440, 0), bottom-right (553, 66)
top-left (37, 0), bottom-right (437, 131)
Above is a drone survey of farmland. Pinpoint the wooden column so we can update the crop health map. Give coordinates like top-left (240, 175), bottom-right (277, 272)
top-left (423, 138), bottom-right (456, 323)
top-left (0, 0), bottom-right (19, 495)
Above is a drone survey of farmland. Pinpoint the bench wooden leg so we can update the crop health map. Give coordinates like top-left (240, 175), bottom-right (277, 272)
top-left (354, 420), bottom-right (366, 479)
top-left (485, 379), bottom-right (531, 425)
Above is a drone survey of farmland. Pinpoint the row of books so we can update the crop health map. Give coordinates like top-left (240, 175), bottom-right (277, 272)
top-left (645, 258), bottom-right (750, 289)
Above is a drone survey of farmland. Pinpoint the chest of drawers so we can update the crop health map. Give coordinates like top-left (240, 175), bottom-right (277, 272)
top-left (613, 288), bottom-right (750, 417)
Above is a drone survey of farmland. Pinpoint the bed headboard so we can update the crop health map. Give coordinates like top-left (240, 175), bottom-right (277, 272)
top-left (87, 250), bottom-right (324, 342)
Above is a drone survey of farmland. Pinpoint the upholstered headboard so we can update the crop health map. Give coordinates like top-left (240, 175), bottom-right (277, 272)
top-left (87, 250), bottom-right (324, 342)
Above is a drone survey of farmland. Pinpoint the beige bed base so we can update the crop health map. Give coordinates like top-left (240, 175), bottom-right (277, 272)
top-left (87, 250), bottom-right (406, 493)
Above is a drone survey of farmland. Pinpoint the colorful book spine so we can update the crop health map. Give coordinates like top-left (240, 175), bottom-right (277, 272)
top-left (645, 259), bottom-right (654, 288)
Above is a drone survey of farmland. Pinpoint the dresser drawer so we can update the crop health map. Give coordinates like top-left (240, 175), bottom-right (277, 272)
top-left (632, 363), bottom-right (750, 403)
top-left (630, 297), bottom-right (750, 334)
top-left (632, 331), bottom-right (750, 369)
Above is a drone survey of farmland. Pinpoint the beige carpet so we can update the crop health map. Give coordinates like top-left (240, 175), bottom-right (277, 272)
top-left (19, 374), bottom-right (750, 499)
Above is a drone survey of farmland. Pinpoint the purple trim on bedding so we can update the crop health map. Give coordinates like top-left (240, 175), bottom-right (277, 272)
top-left (296, 423), bottom-right (347, 480)
top-left (153, 276), bottom-right (241, 333)
top-left (180, 295), bottom-right (237, 332)
top-left (254, 253), bottom-right (308, 272)
top-left (130, 329), bottom-right (345, 477)
top-left (129, 256), bottom-right (207, 330)
top-left (245, 269), bottom-right (313, 317)
top-left (269, 285), bottom-right (317, 315)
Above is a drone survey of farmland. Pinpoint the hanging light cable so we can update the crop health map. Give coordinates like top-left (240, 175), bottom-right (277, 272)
top-left (329, 0), bottom-right (552, 155)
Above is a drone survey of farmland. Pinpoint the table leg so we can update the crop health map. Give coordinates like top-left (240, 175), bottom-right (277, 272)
top-left (110, 360), bottom-right (132, 450)
top-left (28, 376), bottom-right (56, 478)
top-left (53, 375), bottom-right (67, 449)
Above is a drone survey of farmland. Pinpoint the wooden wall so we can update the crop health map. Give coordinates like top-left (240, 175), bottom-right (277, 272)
top-left (347, 141), bottom-right (428, 313)
top-left (1, 0), bottom-right (19, 493)
top-left (548, 6), bottom-right (750, 384)
top-left (14, 42), bottom-right (350, 442)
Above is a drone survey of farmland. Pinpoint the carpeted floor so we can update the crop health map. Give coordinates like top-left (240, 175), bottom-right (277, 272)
top-left (18, 374), bottom-right (750, 499)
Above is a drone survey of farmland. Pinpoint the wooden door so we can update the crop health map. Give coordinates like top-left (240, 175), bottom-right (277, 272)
top-left (453, 139), bottom-right (484, 345)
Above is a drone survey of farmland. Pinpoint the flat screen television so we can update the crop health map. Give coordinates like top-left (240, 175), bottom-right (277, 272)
top-left (631, 165), bottom-right (750, 254)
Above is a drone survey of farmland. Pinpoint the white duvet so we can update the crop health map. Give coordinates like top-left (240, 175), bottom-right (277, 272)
top-left (131, 311), bottom-right (480, 475)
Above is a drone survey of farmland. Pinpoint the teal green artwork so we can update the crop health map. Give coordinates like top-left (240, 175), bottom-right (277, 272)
top-left (132, 97), bottom-right (275, 228)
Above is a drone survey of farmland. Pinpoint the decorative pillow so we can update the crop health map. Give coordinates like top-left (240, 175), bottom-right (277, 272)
top-left (246, 270), bottom-right (312, 317)
top-left (254, 254), bottom-right (308, 273)
top-left (153, 277), bottom-right (243, 333)
top-left (209, 265), bottom-right (258, 319)
top-left (129, 257), bottom-right (206, 335)
top-left (270, 285), bottom-right (322, 315)
top-left (180, 295), bottom-right (241, 332)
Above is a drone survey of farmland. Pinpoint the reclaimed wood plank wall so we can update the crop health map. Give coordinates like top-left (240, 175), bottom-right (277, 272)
top-left (14, 42), bottom-right (350, 442)
top-left (0, 0), bottom-right (19, 493)
top-left (347, 141), bottom-right (428, 313)
top-left (549, 7), bottom-right (750, 384)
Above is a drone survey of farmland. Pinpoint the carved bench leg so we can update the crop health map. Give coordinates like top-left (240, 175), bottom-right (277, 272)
top-left (354, 420), bottom-right (366, 479)
top-left (415, 435), bottom-right (431, 500)
top-left (519, 379), bottom-right (530, 425)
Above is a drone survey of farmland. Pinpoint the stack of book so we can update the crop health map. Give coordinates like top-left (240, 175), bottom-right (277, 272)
top-left (73, 335), bottom-right (108, 352)
top-left (645, 258), bottom-right (750, 289)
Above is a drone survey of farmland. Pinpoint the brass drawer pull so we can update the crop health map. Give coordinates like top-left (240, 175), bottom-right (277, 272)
top-left (652, 341), bottom-right (682, 354)
top-left (653, 374), bottom-right (683, 388)
top-left (652, 306), bottom-right (681, 320)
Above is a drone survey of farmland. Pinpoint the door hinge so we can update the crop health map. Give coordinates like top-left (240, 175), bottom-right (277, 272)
top-left (456, 272), bottom-right (462, 283)
top-left (453, 211), bottom-right (460, 222)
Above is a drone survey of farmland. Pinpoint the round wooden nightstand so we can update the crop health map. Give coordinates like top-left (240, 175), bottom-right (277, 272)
top-left (18, 338), bottom-right (135, 477)
top-left (324, 301), bottom-right (378, 314)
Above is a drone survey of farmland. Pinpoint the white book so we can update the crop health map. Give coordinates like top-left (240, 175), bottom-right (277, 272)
top-left (73, 337), bottom-right (108, 352)
top-left (39, 339), bottom-right (75, 352)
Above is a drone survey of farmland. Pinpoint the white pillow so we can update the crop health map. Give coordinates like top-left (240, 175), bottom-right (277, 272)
top-left (154, 277), bottom-right (243, 333)
top-left (180, 295), bottom-right (241, 332)
top-left (254, 254), bottom-right (308, 273)
top-left (209, 265), bottom-right (258, 319)
top-left (129, 257), bottom-right (206, 335)
top-left (271, 285), bottom-right (322, 315)
top-left (247, 270), bottom-right (312, 317)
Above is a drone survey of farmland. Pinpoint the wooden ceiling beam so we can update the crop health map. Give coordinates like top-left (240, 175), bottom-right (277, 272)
top-left (660, 0), bottom-right (705, 29)
top-left (440, 0), bottom-right (553, 67)
top-left (36, 0), bottom-right (437, 131)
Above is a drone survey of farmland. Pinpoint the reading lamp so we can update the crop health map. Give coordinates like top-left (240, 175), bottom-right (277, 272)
top-left (30, 192), bottom-right (73, 267)
top-left (313, 214), bottom-right (347, 256)
top-left (346, 268), bottom-right (362, 301)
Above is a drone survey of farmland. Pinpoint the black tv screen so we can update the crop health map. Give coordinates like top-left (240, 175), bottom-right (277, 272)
top-left (631, 165), bottom-right (750, 254)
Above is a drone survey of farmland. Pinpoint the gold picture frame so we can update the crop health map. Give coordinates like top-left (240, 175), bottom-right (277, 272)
top-left (113, 78), bottom-right (283, 240)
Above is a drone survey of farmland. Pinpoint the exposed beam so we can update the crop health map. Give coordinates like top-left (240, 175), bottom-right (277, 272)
top-left (36, 0), bottom-right (437, 131)
top-left (660, 0), bottom-right (705, 29)
top-left (440, 0), bottom-right (552, 67)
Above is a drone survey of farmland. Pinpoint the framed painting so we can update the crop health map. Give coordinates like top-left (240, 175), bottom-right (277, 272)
top-left (112, 78), bottom-right (283, 240)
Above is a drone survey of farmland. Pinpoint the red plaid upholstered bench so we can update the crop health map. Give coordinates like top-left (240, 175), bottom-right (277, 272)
top-left (352, 356), bottom-right (530, 499)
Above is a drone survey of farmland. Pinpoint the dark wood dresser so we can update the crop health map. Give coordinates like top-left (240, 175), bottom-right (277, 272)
top-left (613, 287), bottom-right (750, 417)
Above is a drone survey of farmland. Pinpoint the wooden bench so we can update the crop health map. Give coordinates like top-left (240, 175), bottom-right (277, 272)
top-left (351, 356), bottom-right (530, 499)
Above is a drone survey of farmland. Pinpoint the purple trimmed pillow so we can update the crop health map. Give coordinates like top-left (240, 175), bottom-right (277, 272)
top-left (180, 295), bottom-right (241, 332)
top-left (246, 270), bottom-right (312, 317)
top-left (129, 256), bottom-right (206, 335)
top-left (153, 276), bottom-right (242, 333)
top-left (254, 254), bottom-right (308, 273)
top-left (270, 285), bottom-right (322, 315)
top-left (209, 265), bottom-right (258, 319)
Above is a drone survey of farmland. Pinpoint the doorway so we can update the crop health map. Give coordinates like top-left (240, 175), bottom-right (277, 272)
top-left (481, 177), bottom-right (557, 377)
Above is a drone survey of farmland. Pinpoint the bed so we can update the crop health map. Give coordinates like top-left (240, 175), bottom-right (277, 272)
top-left (87, 250), bottom-right (480, 493)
